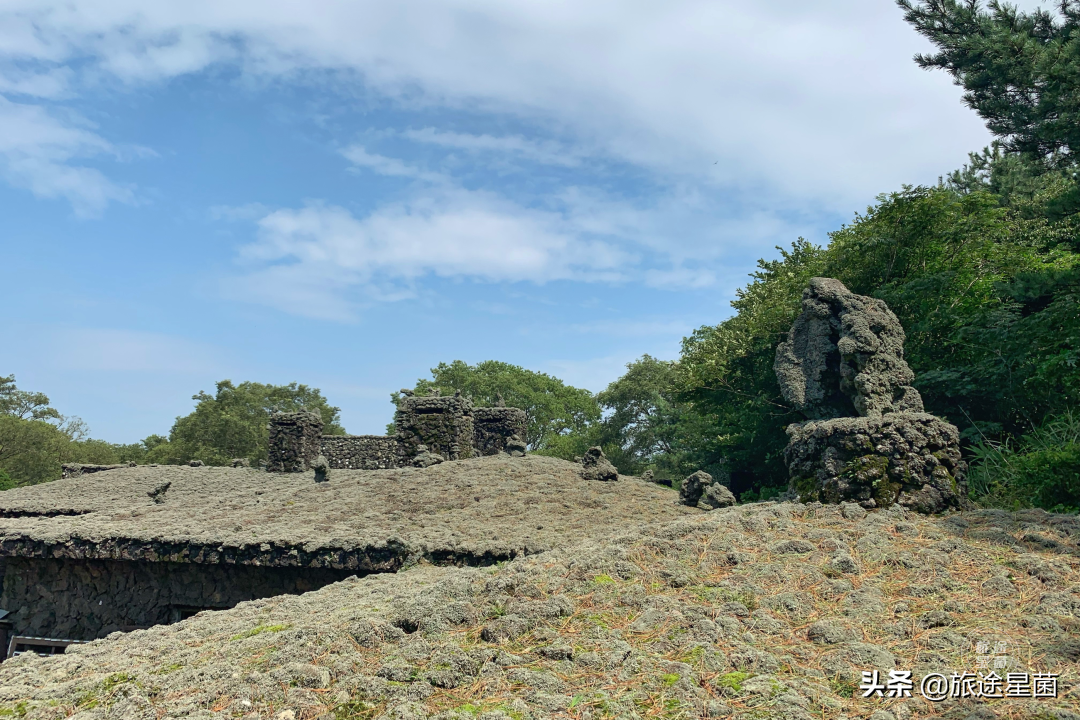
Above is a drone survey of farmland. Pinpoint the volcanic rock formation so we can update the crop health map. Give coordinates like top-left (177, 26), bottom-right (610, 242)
top-left (775, 278), bottom-right (967, 512)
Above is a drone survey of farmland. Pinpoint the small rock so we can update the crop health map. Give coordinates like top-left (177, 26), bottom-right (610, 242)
top-left (189, 459), bottom-right (204, 467)
top-left (698, 483), bottom-right (736, 510)
top-left (829, 553), bottom-right (859, 574)
top-left (312, 455), bottom-right (330, 483)
top-left (230, 458), bottom-right (250, 468)
top-left (505, 434), bottom-right (527, 458)
top-left (412, 444), bottom-right (445, 468)
top-left (806, 620), bottom-right (859, 644)
top-left (581, 447), bottom-right (618, 482)
top-left (679, 470), bottom-right (713, 506)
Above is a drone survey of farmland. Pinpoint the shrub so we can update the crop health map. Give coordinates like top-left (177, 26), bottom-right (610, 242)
top-left (969, 411), bottom-right (1080, 512)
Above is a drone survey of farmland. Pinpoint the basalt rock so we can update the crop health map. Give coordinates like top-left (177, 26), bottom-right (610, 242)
top-left (784, 413), bottom-right (967, 513)
top-left (580, 447), bottom-right (618, 482)
top-left (505, 434), bottom-right (527, 458)
top-left (776, 279), bottom-right (967, 513)
top-left (678, 471), bottom-right (735, 511)
top-left (774, 277), bottom-right (923, 420)
top-left (267, 411), bottom-right (324, 473)
top-left (412, 445), bottom-right (445, 468)
top-left (678, 470), bottom-right (713, 507)
top-left (312, 455), bottom-right (330, 483)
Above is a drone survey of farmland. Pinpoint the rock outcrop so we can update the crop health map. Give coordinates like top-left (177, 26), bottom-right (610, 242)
top-left (580, 447), bottom-right (618, 482)
top-left (776, 279), bottom-right (967, 513)
top-left (774, 277), bottom-right (923, 419)
top-left (678, 470), bottom-right (736, 510)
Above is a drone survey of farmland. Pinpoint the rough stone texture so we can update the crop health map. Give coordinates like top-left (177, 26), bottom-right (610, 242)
top-left (230, 458), bottom-right (250, 468)
top-left (60, 463), bottom-right (135, 479)
top-left (776, 278), bottom-right (968, 513)
top-left (678, 470), bottom-right (714, 507)
top-left (504, 434), bottom-right (526, 458)
top-left (774, 277), bottom-right (923, 420)
top-left (320, 435), bottom-right (401, 470)
top-left (0, 504), bottom-right (1076, 720)
top-left (394, 395), bottom-right (475, 462)
top-left (311, 455), bottom-right (330, 483)
top-left (784, 413), bottom-right (968, 513)
top-left (580, 447), bottom-right (618, 482)
top-left (266, 412), bottom-right (324, 473)
top-left (699, 482), bottom-right (736, 510)
top-left (0, 457), bottom-right (692, 641)
top-left (472, 407), bottom-right (527, 456)
top-left (410, 445), bottom-right (444, 468)
top-left (0, 557), bottom-right (352, 640)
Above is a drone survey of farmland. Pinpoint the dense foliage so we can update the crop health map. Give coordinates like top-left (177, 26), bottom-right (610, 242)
top-left (0, 377), bottom-right (345, 485)
top-left (398, 360), bottom-right (599, 450)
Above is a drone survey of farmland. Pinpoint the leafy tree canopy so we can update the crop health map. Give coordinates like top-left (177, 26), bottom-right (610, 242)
top-left (399, 360), bottom-right (599, 450)
top-left (900, 0), bottom-right (1080, 166)
top-left (165, 380), bottom-right (345, 466)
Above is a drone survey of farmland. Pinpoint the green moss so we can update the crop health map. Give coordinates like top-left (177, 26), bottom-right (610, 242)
top-left (661, 673), bottom-right (680, 686)
top-left (593, 574), bottom-right (617, 585)
top-left (0, 702), bottom-right (28, 717)
top-left (717, 671), bottom-right (750, 693)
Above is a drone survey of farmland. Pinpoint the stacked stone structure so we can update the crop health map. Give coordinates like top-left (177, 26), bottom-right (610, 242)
top-left (473, 407), bottom-right (528, 456)
top-left (774, 278), bottom-right (967, 513)
top-left (270, 396), bottom-right (528, 472)
top-left (265, 411), bottom-right (324, 473)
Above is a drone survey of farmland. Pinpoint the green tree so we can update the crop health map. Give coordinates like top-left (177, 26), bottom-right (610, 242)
top-left (591, 355), bottom-right (693, 479)
top-left (166, 381), bottom-right (345, 466)
top-left (399, 360), bottom-right (600, 450)
top-left (677, 239), bottom-right (826, 495)
top-left (900, 0), bottom-right (1080, 166)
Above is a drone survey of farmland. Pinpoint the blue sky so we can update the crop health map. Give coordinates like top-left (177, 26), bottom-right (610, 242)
top-left (1, 0), bottom-right (1019, 442)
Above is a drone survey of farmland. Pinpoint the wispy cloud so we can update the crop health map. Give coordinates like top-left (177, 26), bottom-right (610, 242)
top-left (402, 128), bottom-right (584, 167)
top-left (340, 145), bottom-right (447, 182)
top-left (0, 96), bottom-right (134, 217)
top-left (228, 191), bottom-right (633, 320)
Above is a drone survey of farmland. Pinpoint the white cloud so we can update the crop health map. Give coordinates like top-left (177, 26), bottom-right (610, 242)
top-left (340, 145), bottom-right (446, 182)
top-left (0, 0), bottom-right (1010, 215)
top-left (229, 191), bottom-right (633, 320)
top-left (402, 128), bottom-right (583, 167)
top-left (0, 96), bottom-right (133, 217)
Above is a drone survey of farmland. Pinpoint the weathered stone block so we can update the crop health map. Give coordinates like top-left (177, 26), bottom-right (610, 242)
top-left (473, 407), bottom-right (528, 456)
top-left (784, 413), bottom-right (968, 513)
top-left (394, 395), bottom-right (475, 461)
top-left (774, 277), bottom-right (923, 420)
top-left (580, 447), bottom-right (618, 482)
top-left (267, 411), bottom-right (324, 473)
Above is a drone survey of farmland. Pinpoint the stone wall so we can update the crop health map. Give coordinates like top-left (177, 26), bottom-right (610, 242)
top-left (266, 411), bottom-right (324, 473)
top-left (0, 557), bottom-right (354, 641)
top-left (473, 407), bottom-right (527, 456)
top-left (278, 398), bottom-right (524, 471)
top-left (394, 396), bottom-right (475, 461)
top-left (320, 435), bottom-right (401, 470)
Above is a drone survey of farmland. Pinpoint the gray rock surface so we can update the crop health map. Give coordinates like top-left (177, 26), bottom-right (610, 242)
top-left (775, 278), bottom-right (968, 513)
top-left (0, 456), bottom-right (692, 570)
top-left (580, 446), bottom-right (618, 482)
top-left (784, 413), bottom-right (967, 513)
top-left (679, 470), bottom-right (713, 506)
top-left (698, 482), bottom-right (736, 510)
top-left (678, 470), bottom-right (735, 510)
top-left (266, 411), bottom-right (324, 473)
top-left (774, 277), bottom-right (923, 420)
top-left (312, 455), bottom-right (330, 483)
